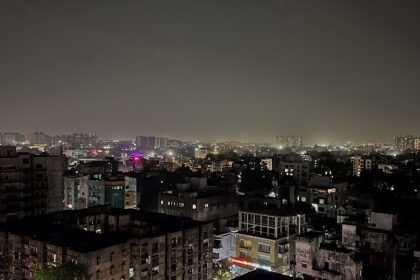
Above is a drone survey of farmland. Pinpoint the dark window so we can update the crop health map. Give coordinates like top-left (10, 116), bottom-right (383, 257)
top-left (152, 242), bottom-right (159, 254)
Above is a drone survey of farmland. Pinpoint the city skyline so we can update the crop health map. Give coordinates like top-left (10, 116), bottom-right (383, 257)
top-left (2, 1), bottom-right (420, 279)
top-left (1, 129), bottom-right (419, 146)
top-left (1, 0), bottom-right (420, 143)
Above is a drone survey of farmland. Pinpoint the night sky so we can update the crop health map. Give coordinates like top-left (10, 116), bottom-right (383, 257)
top-left (1, 0), bottom-right (419, 144)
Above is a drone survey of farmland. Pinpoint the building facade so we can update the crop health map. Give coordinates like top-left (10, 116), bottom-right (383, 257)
top-left (64, 175), bottom-right (137, 210)
top-left (294, 231), bottom-right (362, 280)
top-left (234, 209), bottom-right (307, 273)
top-left (0, 146), bottom-right (65, 222)
top-left (0, 206), bottom-right (213, 280)
top-left (351, 156), bottom-right (373, 177)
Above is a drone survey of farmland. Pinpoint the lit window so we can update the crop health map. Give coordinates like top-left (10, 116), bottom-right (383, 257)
top-left (204, 203), bottom-right (209, 208)
top-left (192, 204), bottom-right (197, 210)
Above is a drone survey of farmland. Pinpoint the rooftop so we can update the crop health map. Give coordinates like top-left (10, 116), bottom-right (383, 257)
top-left (0, 221), bottom-right (128, 252)
top-left (53, 206), bottom-right (207, 236)
top-left (320, 242), bottom-right (354, 254)
top-left (233, 269), bottom-right (293, 280)
top-left (0, 206), bottom-right (209, 251)
top-left (297, 231), bottom-right (322, 239)
top-left (241, 203), bottom-right (313, 216)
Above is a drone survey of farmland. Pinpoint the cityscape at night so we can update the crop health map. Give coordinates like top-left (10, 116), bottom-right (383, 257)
top-left (1, 1), bottom-right (420, 280)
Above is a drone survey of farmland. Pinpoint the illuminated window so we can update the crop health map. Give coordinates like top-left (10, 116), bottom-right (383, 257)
top-left (192, 204), bottom-right (197, 210)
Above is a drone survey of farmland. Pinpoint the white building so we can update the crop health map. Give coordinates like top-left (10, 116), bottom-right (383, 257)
top-left (295, 232), bottom-right (362, 280)
top-left (261, 158), bottom-right (273, 171)
top-left (213, 228), bottom-right (237, 262)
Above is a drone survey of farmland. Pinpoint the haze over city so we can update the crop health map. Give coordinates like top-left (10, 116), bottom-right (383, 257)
top-left (4, 1), bottom-right (420, 280)
top-left (1, 0), bottom-right (420, 143)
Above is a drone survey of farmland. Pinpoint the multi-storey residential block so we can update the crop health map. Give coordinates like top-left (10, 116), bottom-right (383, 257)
top-left (394, 135), bottom-right (420, 152)
top-left (298, 176), bottom-right (347, 219)
top-left (351, 156), bottom-right (373, 177)
top-left (0, 146), bottom-right (65, 222)
top-left (341, 218), bottom-right (398, 279)
top-left (277, 155), bottom-right (310, 186)
top-left (158, 178), bottom-right (237, 225)
top-left (64, 174), bottom-right (137, 210)
top-left (294, 231), bottom-right (362, 280)
top-left (0, 133), bottom-right (26, 145)
top-left (275, 136), bottom-right (303, 150)
top-left (0, 206), bottom-right (213, 280)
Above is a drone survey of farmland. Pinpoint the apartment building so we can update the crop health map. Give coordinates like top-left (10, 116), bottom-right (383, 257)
top-left (277, 156), bottom-right (310, 187)
top-left (0, 206), bottom-right (213, 280)
top-left (158, 179), bottom-right (237, 224)
top-left (351, 156), bottom-right (373, 177)
top-left (234, 208), bottom-right (307, 273)
top-left (0, 146), bottom-right (65, 222)
top-left (294, 231), bottom-right (362, 280)
top-left (64, 174), bottom-right (137, 210)
top-left (298, 176), bottom-right (347, 219)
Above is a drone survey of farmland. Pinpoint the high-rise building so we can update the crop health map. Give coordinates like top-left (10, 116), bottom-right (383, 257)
top-left (55, 133), bottom-right (98, 148)
top-left (135, 136), bottom-right (148, 149)
top-left (0, 146), bottom-right (65, 222)
top-left (135, 136), bottom-right (157, 150)
top-left (275, 136), bottom-right (303, 150)
top-left (156, 137), bottom-right (169, 148)
top-left (0, 133), bottom-right (26, 145)
top-left (27, 132), bottom-right (53, 145)
top-left (394, 135), bottom-right (420, 151)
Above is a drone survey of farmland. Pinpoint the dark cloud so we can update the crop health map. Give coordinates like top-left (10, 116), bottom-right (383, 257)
top-left (1, 0), bottom-right (419, 143)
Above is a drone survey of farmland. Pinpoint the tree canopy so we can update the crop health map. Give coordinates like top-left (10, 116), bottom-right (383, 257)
top-left (34, 262), bottom-right (89, 280)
